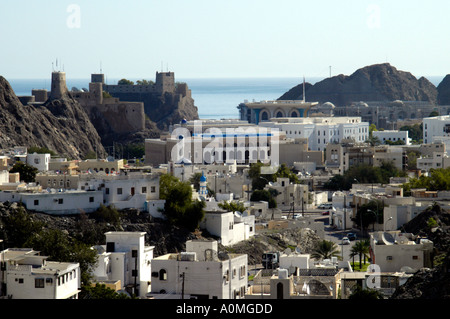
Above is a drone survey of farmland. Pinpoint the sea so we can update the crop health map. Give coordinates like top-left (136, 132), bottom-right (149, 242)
top-left (7, 76), bottom-right (445, 120)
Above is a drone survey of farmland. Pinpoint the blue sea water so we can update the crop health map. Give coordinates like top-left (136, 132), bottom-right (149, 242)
top-left (7, 75), bottom-right (445, 120)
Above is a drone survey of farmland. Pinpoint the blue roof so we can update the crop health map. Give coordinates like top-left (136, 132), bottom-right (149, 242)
top-left (200, 172), bottom-right (207, 182)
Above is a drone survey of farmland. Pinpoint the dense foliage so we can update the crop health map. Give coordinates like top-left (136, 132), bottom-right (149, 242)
top-left (159, 174), bottom-right (205, 231)
top-left (324, 162), bottom-right (406, 191)
top-left (9, 161), bottom-right (38, 183)
top-left (403, 167), bottom-right (450, 192)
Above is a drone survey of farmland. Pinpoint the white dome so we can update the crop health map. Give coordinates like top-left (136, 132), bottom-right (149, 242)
top-left (322, 102), bottom-right (336, 108)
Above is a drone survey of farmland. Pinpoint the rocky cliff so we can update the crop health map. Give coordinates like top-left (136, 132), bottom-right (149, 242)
top-left (279, 63), bottom-right (438, 106)
top-left (437, 74), bottom-right (450, 105)
top-left (0, 76), bottom-right (106, 159)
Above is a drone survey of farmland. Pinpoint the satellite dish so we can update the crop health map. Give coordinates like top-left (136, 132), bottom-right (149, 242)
top-left (400, 266), bottom-right (415, 274)
top-left (381, 232), bottom-right (395, 245)
top-left (295, 247), bottom-right (302, 254)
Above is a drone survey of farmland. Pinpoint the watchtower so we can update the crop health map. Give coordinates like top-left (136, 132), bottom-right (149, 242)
top-left (91, 73), bottom-right (105, 84)
top-left (49, 71), bottom-right (69, 100)
top-left (155, 71), bottom-right (175, 94)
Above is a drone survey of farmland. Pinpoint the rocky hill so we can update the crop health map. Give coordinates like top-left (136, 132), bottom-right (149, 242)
top-left (437, 74), bottom-right (450, 105)
top-left (0, 76), bottom-right (106, 159)
top-left (278, 63), bottom-right (438, 106)
top-left (390, 204), bottom-right (450, 299)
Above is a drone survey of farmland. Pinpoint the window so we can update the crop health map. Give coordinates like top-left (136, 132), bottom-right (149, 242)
top-left (105, 188), bottom-right (110, 195)
top-left (58, 198), bottom-right (63, 204)
top-left (386, 256), bottom-right (393, 260)
top-left (34, 200), bottom-right (39, 206)
top-left (412, 255), bottom-right (419, 260)
top-left (89, 197), bottom-right (94, 203)
top-left (35, 278), bottom-right (44, 288)
top-left (117, 188), bottom-right (122, 195)
top-left (159, 269), bottom-right (167, 281)
top-left (142, 187), bottom-right (147, 193)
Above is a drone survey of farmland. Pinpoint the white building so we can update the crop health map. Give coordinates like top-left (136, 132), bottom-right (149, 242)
top-left (372, 130), bottom-right (410, 145)
top-left (79, 172), bottom-right (160, 210)
top-left (0, 248), bottom-right (80, 299)
top-left (0, 189), bottom-right (103, 215)
top-left (26, 153), bottom-right (51, 171)
top-left (265, 177), bottom-right (309, 211)
top-left (423, 115), bottom-right (450, 148)
top-left (369, 231), bottom-right (434, 273)
top-left (200, 201), bottom-right (255, 246)
top-left (259, 117), bottom-right (369, 151)
top-left (150, 240), bottom-right (248, 299)
top-left (91, 232), bottom-right (154, 297)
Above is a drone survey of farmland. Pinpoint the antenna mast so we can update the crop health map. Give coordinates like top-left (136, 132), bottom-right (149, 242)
top-left (303, 76), bottom-right (306, 103)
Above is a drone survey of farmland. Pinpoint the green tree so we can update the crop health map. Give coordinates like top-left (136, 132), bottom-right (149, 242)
top-left (80, 283), bottom-right (132, 299)
top-left (9, 161), bottom-right (38, 183)
top-left (354, 200), bottom-right (384, 231)
top-left (218, 201), bottom-right (246, 213)
top-left (136, 79), bottom-right (154, 86)
top-left (311, 240), bottom-right (340, 260)
top-left (27, 146), bottom-right (56, 156)
top-left (404, 167), bottom-right (450, 191)
top-left (399, 123), bottom-right (423, 143)
top-left (92, 204), bottom-right (121, 228)
top-left (4, 205), bottom-right (44, 247)
top-left (429, 110), bottom-right (439, 117)
top-left (350, 239), bottom-right (371, 267)
top-left (250, 189), bottom-right (277, 208)
top-left (159, 174), bottom-right (205, 230)
top-left (324, 162), bottom-right (406, 191)
top-left (273, 163), bottom-right (299, 184)
top-left (348, 286), bottom-right (384, 299)
top-left (248, 162), bottom-right (274, 190)
top-left (117, 78), bottom-right (134, 85)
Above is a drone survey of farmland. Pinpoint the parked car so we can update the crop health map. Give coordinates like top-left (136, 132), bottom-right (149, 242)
top-left (347, 233), bottom-right (357, 241)
top-left (322, 211), bottom-right (330, 215)
top-left (318, 203), bottom-right (333, 209)
top-left (342, 237), bottom-right (350, 245)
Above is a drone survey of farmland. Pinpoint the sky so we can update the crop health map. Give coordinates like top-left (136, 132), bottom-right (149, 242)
top-left (1, 0), bottom-right (450, 80)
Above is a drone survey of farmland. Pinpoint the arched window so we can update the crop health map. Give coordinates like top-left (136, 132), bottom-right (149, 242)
top-left (277, 282), bottom-right (284, 299)
top-left (159, 269), bottom-right (167, 281)
top-left (276, 111), bottom-right (283, 118)
top-left (261, 111), bottom-right (269, 121)
top-left (291, 111), bottom-right (298, 117)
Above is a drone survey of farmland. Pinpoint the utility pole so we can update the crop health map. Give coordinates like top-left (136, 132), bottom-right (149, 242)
top-left (181, 272), bottom-right (185, 299)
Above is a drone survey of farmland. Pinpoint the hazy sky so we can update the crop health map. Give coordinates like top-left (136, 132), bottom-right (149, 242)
top-left (1, 0), bottom-right (449, 80)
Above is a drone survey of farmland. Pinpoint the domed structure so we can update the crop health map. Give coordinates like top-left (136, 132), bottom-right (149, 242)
top-left (322, 101), bottom-right (336, 109)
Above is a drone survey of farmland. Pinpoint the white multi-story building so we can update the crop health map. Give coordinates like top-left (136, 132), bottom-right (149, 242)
top-left (79, 172), bottom-right (160, 210)
top-left (91, 232), bottom-right (154, 297)
top-left (26, 153), bottom-right (51, 172)
top-left (372, 130), bottom-right (410, 145)
top-left (423, 115), bottom-right (450, 148)
top-left (0, 248), bottom-right (80, 299)
top-left (150, 240), bottom-right (248, 299)
top-left (259, 117), bottom-right (369, 151)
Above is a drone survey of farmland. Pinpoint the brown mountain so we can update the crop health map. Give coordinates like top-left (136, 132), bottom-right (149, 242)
top-left (0, 76), bottom-right (106, 159)
top-left (279, 63), bottom-right (438, 106)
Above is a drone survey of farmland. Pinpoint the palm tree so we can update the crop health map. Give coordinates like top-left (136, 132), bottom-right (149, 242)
top-left (311, 240), bottom-right (341, 260)
top-left (351, 240), bottom-right (371, 269)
